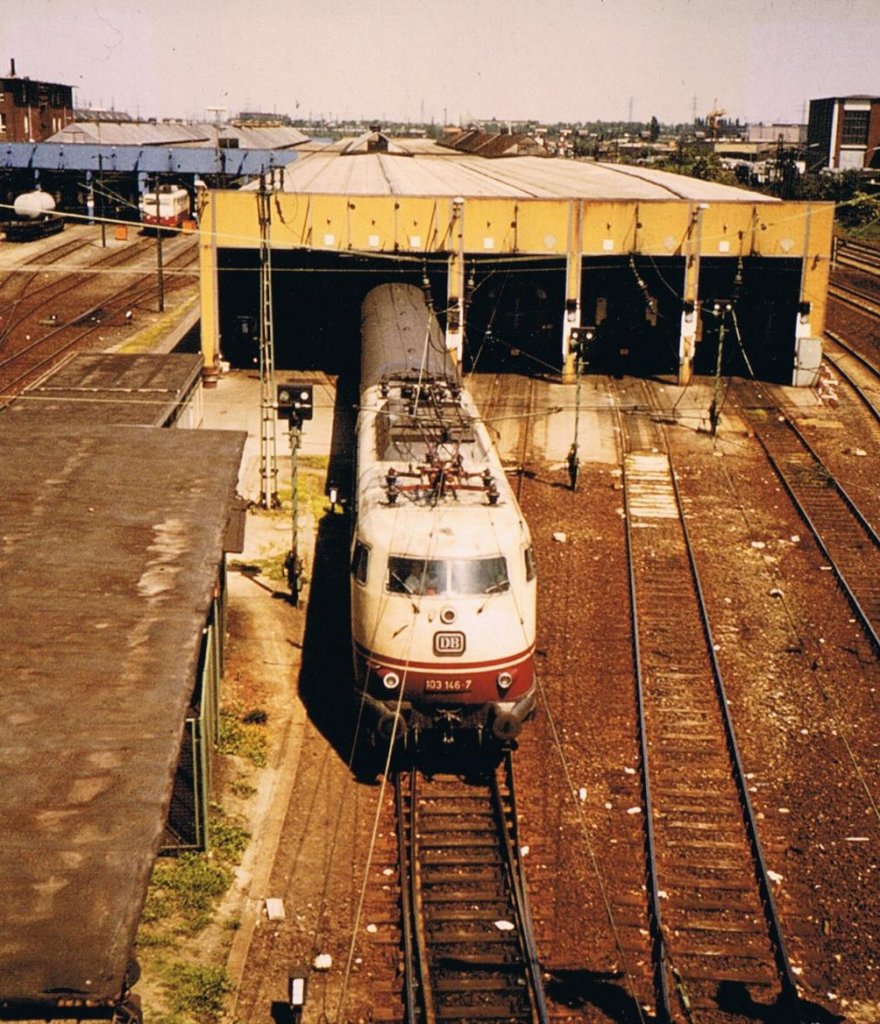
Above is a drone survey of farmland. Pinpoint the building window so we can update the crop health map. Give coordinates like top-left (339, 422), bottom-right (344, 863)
top-left (841, 109), bottom-right (869, 146)
top-left (0, 112), bottom-right (5, 135)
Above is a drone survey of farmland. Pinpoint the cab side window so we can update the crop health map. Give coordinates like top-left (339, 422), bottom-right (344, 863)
top-left (351, 540), bottom-right (370, 584)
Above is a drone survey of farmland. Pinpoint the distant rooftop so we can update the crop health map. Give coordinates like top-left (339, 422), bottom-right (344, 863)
top-left (47, 120), bottom-right (310, 150)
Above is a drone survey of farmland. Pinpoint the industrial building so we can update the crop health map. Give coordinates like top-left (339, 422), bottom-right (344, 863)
top-left (198, 129), bottom-right (834, 387)
top-left (808, 95), bottom-right (880, 172)
top-left (0, 60), bottom-right (74, 142)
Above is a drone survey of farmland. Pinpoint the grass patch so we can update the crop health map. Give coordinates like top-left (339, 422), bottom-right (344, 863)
top-left (207, 806), bottom-right (250, 861)
top-left (143, 854), bottom-right (232, 936)
top-left (165, 963), bottom-right (232, 1022)
top-left (136, 802), bottom-right (251, 1020)
top-left (218, 701), bottom-right (269, 767)
top-left (230, 775), bottom-right (257, 799)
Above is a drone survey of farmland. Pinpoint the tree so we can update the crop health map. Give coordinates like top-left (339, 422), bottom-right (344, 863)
top-left (649, 116), bottom-right (660, 142)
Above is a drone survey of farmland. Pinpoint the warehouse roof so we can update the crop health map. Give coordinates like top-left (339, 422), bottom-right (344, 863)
top-left (0, 424), bottom-right (245, 1006)
top-left (275, 136), bottom-right (777, 202)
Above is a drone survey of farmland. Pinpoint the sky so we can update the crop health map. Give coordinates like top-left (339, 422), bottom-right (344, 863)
top-left (3, 0), bottom-right (878, 127)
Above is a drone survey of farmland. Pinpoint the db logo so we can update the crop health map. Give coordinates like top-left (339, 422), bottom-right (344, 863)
top-left (433, 631), bottom-right (466, 656)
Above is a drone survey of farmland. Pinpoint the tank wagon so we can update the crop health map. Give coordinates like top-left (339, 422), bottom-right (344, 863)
top-left (139, 185), bottom-right (190, 229)
top-left (350, 283), bottom-right (537, 747)
top-left (2, 191), bottom-right (64, 242)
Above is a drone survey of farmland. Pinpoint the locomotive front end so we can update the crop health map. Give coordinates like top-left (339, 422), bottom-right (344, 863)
top-left (351, 282), bottom-right (538, 750)
top-left (352, 535), bottom-right (537, 746)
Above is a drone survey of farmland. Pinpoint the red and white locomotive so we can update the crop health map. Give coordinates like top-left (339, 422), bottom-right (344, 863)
top-left (139, 185), bottom-right (190, 229)
top-left (350, 283), bottom-right (537, 747)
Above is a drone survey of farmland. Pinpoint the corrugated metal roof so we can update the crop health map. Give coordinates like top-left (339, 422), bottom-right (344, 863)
top-left (49, 120), bottom-right (210, 147)
top-left (278, 138), bottom-right (776, 202)
top-left (0, 423), bottom-right (246, 1005)
top-left (46, 122), bottom-right (309, 150)
top-left (220, 123), bottom-right (310, 149)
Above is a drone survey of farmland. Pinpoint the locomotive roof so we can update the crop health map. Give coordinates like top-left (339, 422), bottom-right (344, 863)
top-left (356, 377), bottom-right (529, 557)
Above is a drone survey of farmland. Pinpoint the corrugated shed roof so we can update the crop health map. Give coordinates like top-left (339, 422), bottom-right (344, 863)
top-left (277, 138), bottom-right (776, 202)
top-left (219, 123), bottom-right (310, 149)
top-left (0, 424), bottom-right (246, 1005)
top-left (48, 121), bottom-right (210, 147)
top-left (46, 122), bottom-right (309, 150)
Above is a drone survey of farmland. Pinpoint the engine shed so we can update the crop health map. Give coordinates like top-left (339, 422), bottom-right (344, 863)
top-left (198, 132), bottom-right (834, 386)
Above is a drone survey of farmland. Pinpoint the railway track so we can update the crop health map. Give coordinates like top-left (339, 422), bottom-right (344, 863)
top-left (0, 239), bottom-right (197, 401)
top-left (827, 281), bottom-right (880, 319)
top-left (0, 233), bottom-right (96, 296)
top-left (835, 237), bottom-right (880, 277)
top-left (822, 330), bottom-right (880, 424)
top-left (612, 380), bottom-right (804, 1023)
top-left (733, 382), bottom-right (880, 657)
top-left (395, 753), bottom-right (549, 1023)
top-left (0, 235), bottom-right (158, 325)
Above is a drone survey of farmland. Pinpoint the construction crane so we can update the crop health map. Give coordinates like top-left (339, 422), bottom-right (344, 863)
top-left (707, 99), bottom-right (726, 139)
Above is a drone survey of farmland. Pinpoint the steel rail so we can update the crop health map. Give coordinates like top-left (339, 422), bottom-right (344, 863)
top-left (395, 769), bottom-right (427, 1024)
top-left (664, 443), bottom-right (804, 1021)
top-left (823, 331), bottom-right (880, 426)
top-left (617, 381), bottom-right (807, 1022)
top-left (740, 406), bottom-right (880, 658)
top-left (618, 422), bottom-right (673, 1024)
top-left (395, 761), bottom-right (548, 1024)
top-left (491, 751), bottom-right (550, 1024)
top-left (0, 247), bottom-right (198, 402)
top-left (835, 239), bottom-right (880, 276)
top-left (0, 236), bottom-right (158, 330)
top-left (827, 283), bottom-right (880, 319)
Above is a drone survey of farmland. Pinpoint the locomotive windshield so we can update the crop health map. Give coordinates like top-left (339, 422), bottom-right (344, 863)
top-left (388, 555), bottom-right (509, 596)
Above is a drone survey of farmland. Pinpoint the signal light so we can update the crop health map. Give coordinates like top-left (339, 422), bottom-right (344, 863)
top-left (277, 383), bottom-right (314, 421)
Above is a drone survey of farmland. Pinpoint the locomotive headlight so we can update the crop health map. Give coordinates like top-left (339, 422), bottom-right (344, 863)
top-left (382, 672), bottom-right (401, 690)
top-left (497, 672), bottom-right (514, 691)
top-left (440, 606), bottom-right (456, 625)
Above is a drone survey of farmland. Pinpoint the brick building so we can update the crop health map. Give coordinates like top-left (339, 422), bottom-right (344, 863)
top-left (0, 59), bottom-right (74, 142)
top-left (807, 96), bottom-right (880, 172)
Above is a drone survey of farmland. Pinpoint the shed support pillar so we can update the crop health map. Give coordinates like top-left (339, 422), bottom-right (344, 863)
top-left (445, 197), bottom-right (466, 366)
top-left (199, 193), bottom-right (221, 387)
top-left (562, 202), bottom-right (583, 382)
top-left (678, 203), bottom-right (705, 386)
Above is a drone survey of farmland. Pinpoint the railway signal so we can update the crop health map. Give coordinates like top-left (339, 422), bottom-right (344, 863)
top-left (705, 299), bottom-right (734, 435)
top-left (567, 325), bottom-right (596, 490)
top-left (277, 383), bottom-right (315, 604)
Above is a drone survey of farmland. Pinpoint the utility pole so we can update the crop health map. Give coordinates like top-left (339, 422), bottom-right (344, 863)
top-left (98, 154), bottom-right (106, 247)
top-left (154, 173), bottom-right (165, 313)
top-left (258, 173), bottom-right (279, 509)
